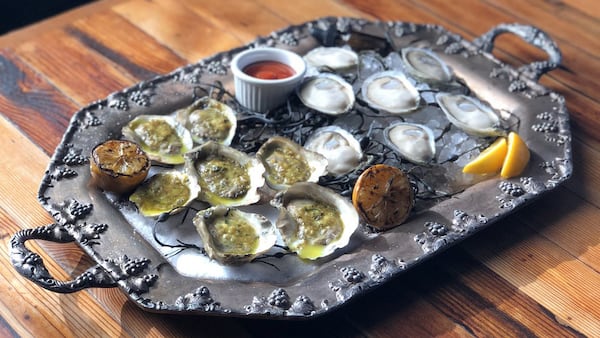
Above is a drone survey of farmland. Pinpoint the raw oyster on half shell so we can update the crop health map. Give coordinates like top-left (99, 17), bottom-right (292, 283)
top-left (185, 141), bottom-right (265, 206)
top-left (175, 97), bottom-right (237, 146)
top-left (256, 136), bottom-right (328, 190)
top-left (193, 206), bottom-right (277, 264)
top-left (298, 73), bottom-right (355, 115)
top-left (401, 47), bottom-right (453, 84)
top-left (384, 122), bottom-right (436, 165)
top-left (304, 126), bottom-right (363, 175)
top-left (271, 182), bottom-right (359, 260)
top-left (361, 70), bottom-right (421, 114)
top-left (122, 115), bottom-right (193, 164)
top-left (304, 47), bottom-right (359, 72)
top-left (436, 93), bottom-right (505, 136)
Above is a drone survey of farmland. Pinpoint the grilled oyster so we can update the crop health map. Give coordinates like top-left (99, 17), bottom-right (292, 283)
top-left (129, 170), bottom-right (200, 217)
top-left (304, 47), bottom-right (359, 72)
top-left (304, 126), bottom-right (363, 175)
top-left (185, 142), bottom-right (264, 206)
top-left (401, 47), bottom-right (453, 84)
top-left (175, 97), bottom-right (237, 146)
top-left (384, 122), bottom-right (436, 165)
top-left (361, 70), bottom-right (421, 114)
top-left (436, 93), bottom-right (505, 136)
top-left (272, 182), bottom-right (359, 260)
top-left (193, 206), bottom-right (277, 264)
top-left (297, 73), bottom-right (355, 115)
top-left (256, 136), bottom-right (328, 190)
top-left (122, 115), bottom-right (193, 164)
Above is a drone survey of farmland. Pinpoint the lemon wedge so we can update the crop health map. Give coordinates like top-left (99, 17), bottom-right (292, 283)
top-left (462, 137), bottom-right (508, 174)
top-left (501, 132), bottom-right (531, 178)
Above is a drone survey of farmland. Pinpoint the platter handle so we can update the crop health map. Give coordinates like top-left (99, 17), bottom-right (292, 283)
top-left (473, 23), bottom-right (562, 80)
top-left (9, 223), bottom-right (118, 293)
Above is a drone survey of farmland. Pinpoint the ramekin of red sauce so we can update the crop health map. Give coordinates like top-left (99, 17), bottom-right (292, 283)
top-left (242, 60), bottom-right (295, 80)
top-left (231, 48), bottom-right (306, 112)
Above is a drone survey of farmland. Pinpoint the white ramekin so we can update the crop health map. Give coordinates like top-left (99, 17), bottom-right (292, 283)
top-left (231, 47), bottom-right (306, 112)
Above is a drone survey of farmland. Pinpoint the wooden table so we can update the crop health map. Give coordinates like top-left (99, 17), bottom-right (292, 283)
top-left (1, 0), bottom-right (598, 336)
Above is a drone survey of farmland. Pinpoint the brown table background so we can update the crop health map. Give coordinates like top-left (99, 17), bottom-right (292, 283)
top-left (0, 0), bottom-right (598, 337)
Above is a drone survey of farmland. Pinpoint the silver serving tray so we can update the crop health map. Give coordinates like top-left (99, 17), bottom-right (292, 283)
top-left (10, 17), bottom-right (571, 319)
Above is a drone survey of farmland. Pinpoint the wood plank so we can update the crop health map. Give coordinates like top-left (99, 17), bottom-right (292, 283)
top-left (341, 0), bottom-right (443, 23)
top-left (0, 0), bottom-right (129, 48)
top-left (464, 213), bottom-right (600, 337)
top-left (485, 0), bottom-right (600, 56)
top-left (113, 0), bottom-right (241, 62)
top-left (70, 11), bottom-right (188, 78)
top-left (183, 0), bottom-right (288, 43)
top-left (445, 250), bottom-right (585, 337)
top-left (564, 137), bottom-right (600, 208)
top-left (0, 49), bottom-right (76, 155)
top-left (519, 187), bottom-right (600, 272)
top-left (561, 0), bottom-right (600, 20)
top-left (255, 0), bottom-right (368, 24)
top-left (14, 30), bottom-right (138, 105)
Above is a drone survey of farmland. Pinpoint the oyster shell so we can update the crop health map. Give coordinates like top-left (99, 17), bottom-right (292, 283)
top-left (304, 47), bottom-right (358, 72)
top-left (436, 93), bottom-right (505, 136)
top-left (129, 170), bottom-right (200, 217)
top-left (185, 141), bottom-right (264, 206)
top-left (297, 73), bottom-right (355, 115)
top-left (384, 122), bottom-right (436, 165)
top-left (361, 70), bottom-right (421, 114)
top-left (122, 115), bottom-right (193, 164)
top-left (304, 126), bottom-right (363, 175)
top-left (401, 47), bottom-right (452, 83)
top-left (272, 182), bottom-right (359, 260)
top-left (175, 97), bottom-right (237, 146)
top-left (193, 206), bottom-right (277, 264)
top-left (256, 136), bottom-right (328, 190)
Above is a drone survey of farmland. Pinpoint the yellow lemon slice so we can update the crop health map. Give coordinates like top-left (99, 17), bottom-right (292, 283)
top-left (500, 132), bottom-right (530, 178)
top-left (462, 137), bottom-right (508, 174)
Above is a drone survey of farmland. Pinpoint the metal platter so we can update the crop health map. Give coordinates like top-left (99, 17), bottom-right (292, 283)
top-left (10, 17), bottom-right (571, 319)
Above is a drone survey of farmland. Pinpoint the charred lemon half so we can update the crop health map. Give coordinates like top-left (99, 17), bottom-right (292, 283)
top-left (352, 164), bottom-right (414, 230)
top-left (90, 139), bottom-right (150, 194)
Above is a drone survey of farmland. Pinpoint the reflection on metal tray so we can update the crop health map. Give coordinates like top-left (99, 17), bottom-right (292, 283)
top-left (10, 17), bottom-right (571, 319)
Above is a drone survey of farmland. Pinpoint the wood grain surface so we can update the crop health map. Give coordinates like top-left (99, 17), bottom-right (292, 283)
top-left (0, 0), bottom-right (598, 337)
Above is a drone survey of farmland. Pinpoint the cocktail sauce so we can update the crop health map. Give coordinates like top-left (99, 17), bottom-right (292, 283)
top-left (243, 61), bottom-right (295, 80)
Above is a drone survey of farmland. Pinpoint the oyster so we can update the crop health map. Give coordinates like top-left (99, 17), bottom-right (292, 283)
top-left (129, 170), bottom-right (200, 217)
top-left (401, 47), bottom-right (452, 83)
top-left (185, 142), bottom-right (264, 206)
top-left (122, 115), bottom-right (193, 164)
top-left (175, 97), bottom-right (237, 146)
top-left (304, 47), bottom-right (358, 72)
top-left (361, 70), bottom-right (421, 114)
top-left (272, 182), bottom-right (359, 260)
top-left (304, 126), bottom-right (363, 175)
top-left (297, 73), bottom-right (355, 115)
top-left (436, 93), bottom-right (505, 136)
top-left (384, 122), bottom-right (436, 165)
top-left (193, 206), bottom-right (277, 264)
top-left (256, 136), bottom-right (328, 190)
